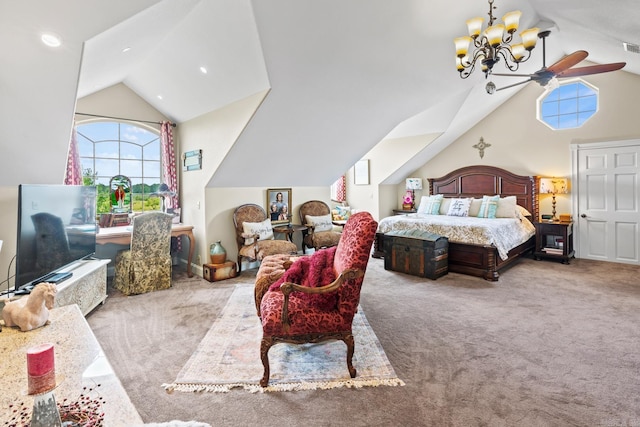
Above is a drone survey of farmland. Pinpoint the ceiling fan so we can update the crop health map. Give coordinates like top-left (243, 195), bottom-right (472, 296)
top-left (488, 30), bottom-right (626, 93)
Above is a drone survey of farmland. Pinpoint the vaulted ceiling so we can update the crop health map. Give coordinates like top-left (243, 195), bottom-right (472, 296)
top-left (2, 0), bottom-right (638, 188)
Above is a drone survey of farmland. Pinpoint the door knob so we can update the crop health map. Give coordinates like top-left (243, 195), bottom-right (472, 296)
top-left (580, 214), bottom-right (587, 218)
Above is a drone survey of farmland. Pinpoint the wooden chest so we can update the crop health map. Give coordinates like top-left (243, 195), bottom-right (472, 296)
top-left (203, 261), bottom-right (237, 282)
top-left (383, 230), bottom-right (448, 279)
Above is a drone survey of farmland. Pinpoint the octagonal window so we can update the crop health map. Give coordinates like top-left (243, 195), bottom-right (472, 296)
top-left (537, 79), bottom-right (598, 130)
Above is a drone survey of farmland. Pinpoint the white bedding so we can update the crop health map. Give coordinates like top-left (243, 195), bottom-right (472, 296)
top-left (377, 213), bottom-right (535, 260)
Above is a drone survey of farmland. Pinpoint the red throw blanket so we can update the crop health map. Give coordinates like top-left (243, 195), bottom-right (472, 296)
top-left (268, 246), bottom-right (338, 311)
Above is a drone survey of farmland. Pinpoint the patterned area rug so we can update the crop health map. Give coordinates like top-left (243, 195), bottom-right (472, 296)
top-left (162, 285), bottom-right (404, 393)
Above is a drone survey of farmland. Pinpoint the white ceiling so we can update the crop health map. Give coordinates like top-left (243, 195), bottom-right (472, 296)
top-left (1, 0), bottom-right (639, 188)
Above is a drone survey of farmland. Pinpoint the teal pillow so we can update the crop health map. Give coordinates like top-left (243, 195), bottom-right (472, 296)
top-left (477, 195), bottom-right (499, 218)
top-left (417, 194), bottom-right (443, 215)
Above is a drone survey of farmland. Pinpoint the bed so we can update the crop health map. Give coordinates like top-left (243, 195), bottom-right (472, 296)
top-left (372, 165), bottom-right (539, 281)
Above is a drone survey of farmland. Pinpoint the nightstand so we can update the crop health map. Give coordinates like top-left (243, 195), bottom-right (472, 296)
top-left (533, 221), bottom-right (575, 264)
top-left (392, 209), bottom-right (416, 215)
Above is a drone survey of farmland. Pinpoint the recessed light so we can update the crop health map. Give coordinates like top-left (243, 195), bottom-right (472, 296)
top-left (41, 32), bottom-right (62, 48)
top-left (157, 95), bottom-right (163, 100)
top-left (200, 66), bottom-right (208, 74)
top-left (122, 47), bottom-right (131, 53)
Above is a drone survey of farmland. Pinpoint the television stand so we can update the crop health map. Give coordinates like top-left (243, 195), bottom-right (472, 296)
top-left (33, 271), bottom-right (73, 285)
top-left (54, 259), bottom-right (109, 316)
top-left (2, 259), bottom-right (110, 317)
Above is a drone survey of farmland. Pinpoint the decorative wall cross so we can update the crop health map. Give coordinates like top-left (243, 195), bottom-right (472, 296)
top-left (473, 137), bottom-right (491, 159)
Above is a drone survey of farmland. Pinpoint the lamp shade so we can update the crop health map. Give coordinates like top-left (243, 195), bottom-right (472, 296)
top-left (540, 178), bottom-right (568, 194)
top-left (406, 178), bottom-right (423, 190)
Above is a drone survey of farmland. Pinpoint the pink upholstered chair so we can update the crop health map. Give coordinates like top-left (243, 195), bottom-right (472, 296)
top-left (258, 211), bottom-right (377, 387)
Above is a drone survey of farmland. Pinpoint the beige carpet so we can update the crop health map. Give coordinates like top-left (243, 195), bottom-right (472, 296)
top-left (87, 256), bottom-right (640, 426)
top-left (163, 285), bottom-right (404, 393)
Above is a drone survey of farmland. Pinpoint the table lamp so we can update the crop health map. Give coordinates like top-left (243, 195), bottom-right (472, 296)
top-left (405, 178), bottom-right (423, 210)
top-left (540, 177), bottom-right (568, 221)
top-left (151, 183), bottom-right (177, 213)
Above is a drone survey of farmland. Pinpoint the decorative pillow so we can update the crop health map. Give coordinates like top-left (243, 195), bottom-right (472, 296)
top-left (305, 214), bottom-right (333, 232)
top-left (417, 194), bottom-right (443, 215)
top-left (439, 198), bottom-right (452, 215)
top-left (495, 196), bottom-right (517, 218)
top-left (447, 198), bottom-right (472, 217)
top-left (242, 219), bottom-right (274, 245)
top-left (468, 198), bottom-right (483, 217)
top-left (516, 204), bottom-right (532, 219)
top-left (477, 195), bottom-right (500, 218)
top-left (332, 205), bottom-right (351, 221)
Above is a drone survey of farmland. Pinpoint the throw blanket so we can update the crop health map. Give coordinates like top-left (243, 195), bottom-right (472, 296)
top-left (269, 246), bottom-right (338, 311)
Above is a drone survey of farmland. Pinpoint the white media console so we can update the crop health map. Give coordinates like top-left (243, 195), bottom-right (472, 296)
top-left (53, 258), bottom-right (110, 316)
top-left (1, 258), bottom-right (110, 317)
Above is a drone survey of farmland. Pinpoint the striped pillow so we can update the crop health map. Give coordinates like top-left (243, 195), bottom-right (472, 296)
top-left (477, 195), bottom-right (500, 218)
top-left (417, 194), bottom-right (443, 215)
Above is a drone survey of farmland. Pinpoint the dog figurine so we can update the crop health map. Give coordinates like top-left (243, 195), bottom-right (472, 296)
top-left (2, 283), bottom-right (57, 331)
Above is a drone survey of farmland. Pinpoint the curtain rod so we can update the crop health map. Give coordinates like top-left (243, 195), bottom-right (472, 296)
top-left (74, 112), bottom-right (176, 127)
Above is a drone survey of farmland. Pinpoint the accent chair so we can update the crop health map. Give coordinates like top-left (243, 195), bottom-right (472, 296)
top-left (114, 212), bottom-right (173, 295)
top-left (257, 211), bottom-right (377, 387)
top-left (233, 204), bottom-right (297, 274)
top-left (299, 200), bottom-right (342, 253)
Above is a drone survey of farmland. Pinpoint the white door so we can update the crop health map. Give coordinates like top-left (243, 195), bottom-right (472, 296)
top-left (572, 140), bottom-right (640, 265)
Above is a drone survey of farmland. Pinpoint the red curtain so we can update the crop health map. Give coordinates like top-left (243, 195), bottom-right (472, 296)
top-left (64, 125), bottom-right (82, 185)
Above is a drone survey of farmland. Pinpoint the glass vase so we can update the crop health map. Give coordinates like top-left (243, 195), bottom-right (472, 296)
top-left (209, 241), bottom-right (227, 264)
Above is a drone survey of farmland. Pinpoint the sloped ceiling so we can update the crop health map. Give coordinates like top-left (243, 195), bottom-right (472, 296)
top-left (1, 0), bottom-right (638, 188)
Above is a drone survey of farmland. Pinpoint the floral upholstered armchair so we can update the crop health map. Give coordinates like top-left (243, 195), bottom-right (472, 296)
top-left (114, 212), bottom-right (173, 295)
top-left (299, 200), bottom-right (342, 253)
top-left (233, 204), bottom-right (297, 274)
top-left (258, 211), bottom-right (378, 387)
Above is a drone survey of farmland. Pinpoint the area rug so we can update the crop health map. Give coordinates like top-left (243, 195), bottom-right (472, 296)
top-left (162, 285), bottom-right (404, 393)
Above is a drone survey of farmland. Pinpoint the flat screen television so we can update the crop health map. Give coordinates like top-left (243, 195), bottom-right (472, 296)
top-left (15, 184), bottom-right (97, 291)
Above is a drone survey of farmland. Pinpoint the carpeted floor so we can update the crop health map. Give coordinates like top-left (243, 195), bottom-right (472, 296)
top-left (87, 255), bottom-right (640, 426)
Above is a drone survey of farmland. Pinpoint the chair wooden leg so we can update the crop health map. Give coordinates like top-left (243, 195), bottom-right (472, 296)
top-left (260, 337), bottom-right (272, 387)
top-left (344, 333), bottom-right (356, 378)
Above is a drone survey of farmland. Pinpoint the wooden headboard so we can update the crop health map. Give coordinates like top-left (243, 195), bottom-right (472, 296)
top-left (428, 165), bottom-right (539, 220)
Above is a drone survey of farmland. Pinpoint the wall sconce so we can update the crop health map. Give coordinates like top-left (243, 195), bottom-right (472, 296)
top-left (405, 178), bottom-right (423, 210)
top-left (539, 177), bottom-right (568, 221)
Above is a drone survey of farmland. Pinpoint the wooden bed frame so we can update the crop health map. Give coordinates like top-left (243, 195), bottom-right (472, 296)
top-left (372, 165), bottom-right (539, 281)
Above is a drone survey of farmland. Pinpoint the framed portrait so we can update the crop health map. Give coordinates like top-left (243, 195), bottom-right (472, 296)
top-left (266, 188), bottom-right (292, 224)
top-left (354, 159), bottom-right (369, 185)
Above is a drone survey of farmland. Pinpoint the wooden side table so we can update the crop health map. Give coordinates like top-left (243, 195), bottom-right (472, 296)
top-left (392, 209), bottom-right (417, 215)
top-left (273, 224), bottom-right (307, 252)
top-left (533, 221), bottom-right (575, 264)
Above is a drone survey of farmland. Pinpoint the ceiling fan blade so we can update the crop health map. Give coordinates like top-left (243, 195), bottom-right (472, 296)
top-left (546, 50), bottom-right (589, 74)
top-left (556, 62), bottom-right (626, 78)
top-left (491, 73), bottom-right (534, 78)
top-left (495, 77), bottom-right (533, 92)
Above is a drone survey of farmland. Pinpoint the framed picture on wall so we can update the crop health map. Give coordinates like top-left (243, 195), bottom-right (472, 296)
top-left (354, 159), bottom-right (369, 185)
top-left (266, 188), bottom-right (292, 224)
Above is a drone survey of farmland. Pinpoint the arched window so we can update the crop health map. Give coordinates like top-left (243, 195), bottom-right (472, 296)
top-left (76, 121), bottom-right (162, 214)
top-left (537, 79), bottom-right (598, 130)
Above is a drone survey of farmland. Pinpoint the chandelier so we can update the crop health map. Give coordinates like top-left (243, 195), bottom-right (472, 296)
top-left (454, 0), bottom-right (539, 80)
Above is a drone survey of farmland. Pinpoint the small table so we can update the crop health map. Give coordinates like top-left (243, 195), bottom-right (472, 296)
top-left (533, 221), bottom-right (575, 264)
top-left (273, 224), bottom-right (307, 244)
top-left (393, 209), bottom-right (417, 215)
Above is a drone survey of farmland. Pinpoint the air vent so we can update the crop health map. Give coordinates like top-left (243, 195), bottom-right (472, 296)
top-left (623, 42), bottom-right (640, 54)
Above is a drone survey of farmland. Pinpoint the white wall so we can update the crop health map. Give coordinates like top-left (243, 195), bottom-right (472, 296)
top-left (177, 90), bottom-right (335, 273)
